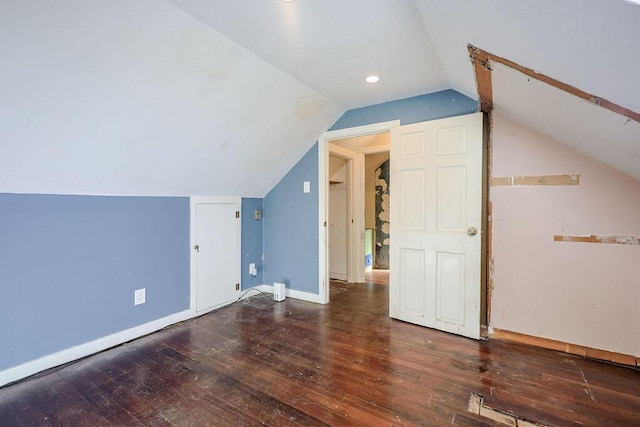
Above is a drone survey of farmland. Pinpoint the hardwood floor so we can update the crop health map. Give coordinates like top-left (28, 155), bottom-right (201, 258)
top-left (364, 269), bottom-right (389, 285)
top-left (1, 282), bottom-right (639, 426)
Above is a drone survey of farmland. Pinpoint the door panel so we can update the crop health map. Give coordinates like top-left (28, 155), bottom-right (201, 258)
top-left (390, 112), bottom-right (483, 339)
top-left (195, 202), bottom-right (239, 312)
top-left (437, 166), bottom-right (466, 231)
top-left (435, 251), bottom-right (465, 325)
top-left (399, 248), bottom-right (425, 317)
top-left (400, 169), bottom-right (426, 229)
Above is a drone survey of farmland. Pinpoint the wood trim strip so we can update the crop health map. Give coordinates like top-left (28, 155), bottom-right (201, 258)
top-left (468, 44), bottom-right (640, 123)
top-left (468, 45), bottom-right (493, 113)
top-left (491, 174), bottom-right (580, 187)
top-left (554, 234), bottom-right (640, 245)
top-left (491, 329), bottom-right (639, 367)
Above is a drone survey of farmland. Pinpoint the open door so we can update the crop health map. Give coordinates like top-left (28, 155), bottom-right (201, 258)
top-left (389, 112), bottom-right (483, 339)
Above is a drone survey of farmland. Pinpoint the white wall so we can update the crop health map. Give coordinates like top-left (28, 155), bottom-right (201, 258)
top-left (0, 0), bottom-right (342, 197)
top-left (490, 112), bottom-right (640, 357)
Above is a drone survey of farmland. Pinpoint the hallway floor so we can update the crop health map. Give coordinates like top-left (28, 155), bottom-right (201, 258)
top-left (364, 269), bottom-right (389, 285)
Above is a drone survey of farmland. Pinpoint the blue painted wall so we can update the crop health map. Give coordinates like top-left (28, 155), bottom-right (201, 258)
top-left (241, 198), bottom-right (263, 289)
top-left (330, 89), bottom-right (477, 131)
top-left (263, 145), bottom-right (319, 293)
top-left (263, 89), bottom-right (477, 295)
top-left (0, 194), bottom-right (190, 371)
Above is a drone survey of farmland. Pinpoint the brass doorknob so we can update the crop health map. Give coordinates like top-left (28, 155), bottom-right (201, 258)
top-left (467, 227), bottom-right (478, 236)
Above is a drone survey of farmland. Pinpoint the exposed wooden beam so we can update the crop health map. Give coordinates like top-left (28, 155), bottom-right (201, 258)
top-left (468, 45), bottom-right (493, 113)
top-left (468, 44), bottom-right (640, 123)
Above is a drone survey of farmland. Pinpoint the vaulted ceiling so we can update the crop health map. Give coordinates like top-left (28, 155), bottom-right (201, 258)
top-left (1, 0), bottom-right (638, 197)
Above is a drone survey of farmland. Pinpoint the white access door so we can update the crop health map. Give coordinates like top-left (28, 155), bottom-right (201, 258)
top-left (389, 112), bottom-right (483, 339)
top-left (195, 201), bottom-right (240, 313)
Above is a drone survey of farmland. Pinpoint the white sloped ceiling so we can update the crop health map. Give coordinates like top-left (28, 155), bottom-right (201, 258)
top-left (0, 1), bottom-right (343, 197)
top-left (167, 0), bottom-right (449, 110)
top-left (2, 0), bottom-right (639, 198)
top-left (417, 0), bottom-right (640, 180)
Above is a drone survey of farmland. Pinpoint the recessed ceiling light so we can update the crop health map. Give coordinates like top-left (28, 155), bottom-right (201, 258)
top-left (365, 75), bottom-right (380, 84)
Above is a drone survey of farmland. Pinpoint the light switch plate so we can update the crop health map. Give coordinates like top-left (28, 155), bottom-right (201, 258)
top-left (303, 181), bottom-right (310, 193)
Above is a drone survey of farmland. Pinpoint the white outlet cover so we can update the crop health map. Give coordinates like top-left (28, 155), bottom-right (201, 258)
top-left (303, 181), bottom-right (310, 193)
top-left (134, 288), bottom-right (146, 305)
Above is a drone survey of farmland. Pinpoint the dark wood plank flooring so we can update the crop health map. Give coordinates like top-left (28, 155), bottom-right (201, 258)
top-left (1, 282), bottom-right (639, 426)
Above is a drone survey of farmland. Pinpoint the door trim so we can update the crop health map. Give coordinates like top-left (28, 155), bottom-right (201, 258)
top-left (318, 120), bottom-right (400, 304)
top-left (190, 196), bottom-right (241, 316)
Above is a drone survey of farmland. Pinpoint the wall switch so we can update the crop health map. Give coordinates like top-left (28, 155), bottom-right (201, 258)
top-left (249, 263), bottom-right (257, 276)
top-left (134, 288), bottom-right (146, 305)
top-left (254, 209), bottom-right (261, 220)
top-left (303, 181), bottom-right (310, 193)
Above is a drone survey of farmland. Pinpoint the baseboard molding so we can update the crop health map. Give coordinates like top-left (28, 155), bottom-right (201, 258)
top-left (491, 328), bottom-right (639, 368)
top-left (330, 273), bottom-right (347, 281)
top-left (1, 286), bottom-right (324, 388)
top-left (256, 284), bottom-right (324, 304)
top-left (0, 309), bottom-right (192, 388)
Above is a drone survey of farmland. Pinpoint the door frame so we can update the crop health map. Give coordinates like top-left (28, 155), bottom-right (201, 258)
top-left (318, 121), bottom-right (400, 304)
top-left (190, 196), bottom-right (242, 316)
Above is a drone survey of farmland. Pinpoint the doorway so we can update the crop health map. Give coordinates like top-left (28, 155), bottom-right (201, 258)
top-left (318, 120), bottom-right (399, 303)
top-left (318, 113), bottom-right (486, 341)
top-left (364, 151), bottom-right (391, 286)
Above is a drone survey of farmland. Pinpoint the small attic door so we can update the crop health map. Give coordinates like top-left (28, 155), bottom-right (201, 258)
top-left (190, 197), bottom-right (241, 313)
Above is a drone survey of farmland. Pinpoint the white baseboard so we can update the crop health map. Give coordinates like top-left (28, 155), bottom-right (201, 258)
top-left (0, 309), bottom-right (192, 388)
top-left (330, 272), bottom-right (347, 281)
top-left (1, 285), bottom-right (324, 387)
top-left (255, 284), bottom-right (324, 304)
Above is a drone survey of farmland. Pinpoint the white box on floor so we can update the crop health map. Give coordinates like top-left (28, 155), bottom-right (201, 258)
top-left (273, 282), bottom-right (286, 302)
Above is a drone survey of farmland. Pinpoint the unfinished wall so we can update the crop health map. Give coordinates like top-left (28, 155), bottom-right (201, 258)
top-left (490, 112), bottom-right (640, 357)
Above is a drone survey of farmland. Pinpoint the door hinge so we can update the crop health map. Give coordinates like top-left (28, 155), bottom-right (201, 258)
top-left (235, 283), bottom-right (240, 291)
top-left (235, 211), bottom-right (240, 219)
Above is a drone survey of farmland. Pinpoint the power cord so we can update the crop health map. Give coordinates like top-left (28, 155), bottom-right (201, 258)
top-left (232, 286), bottom-right (276, 305)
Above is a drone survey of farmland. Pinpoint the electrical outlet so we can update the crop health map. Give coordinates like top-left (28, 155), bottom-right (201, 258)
top-left (134, 288), bottom-right (146, 305)
top-left (249, 263), bottom-right (257, 276)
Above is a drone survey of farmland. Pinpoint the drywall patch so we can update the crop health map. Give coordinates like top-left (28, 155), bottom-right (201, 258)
top-left (295, 94), bottom-right (328, 120)
top-left (553, 234), bottom-right (640, 245)
top-left (491, 174), bottom-right (580, 186)
top-left (468, 393), bottom-right (546, 427)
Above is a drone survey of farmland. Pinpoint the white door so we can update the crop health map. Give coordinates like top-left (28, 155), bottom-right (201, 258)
top-left (389, 112), bottom-right (483, 339)
top-left (329, 184), bottom-right (348, 281)
top-left (195, 202), bottom-right (240, 312)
